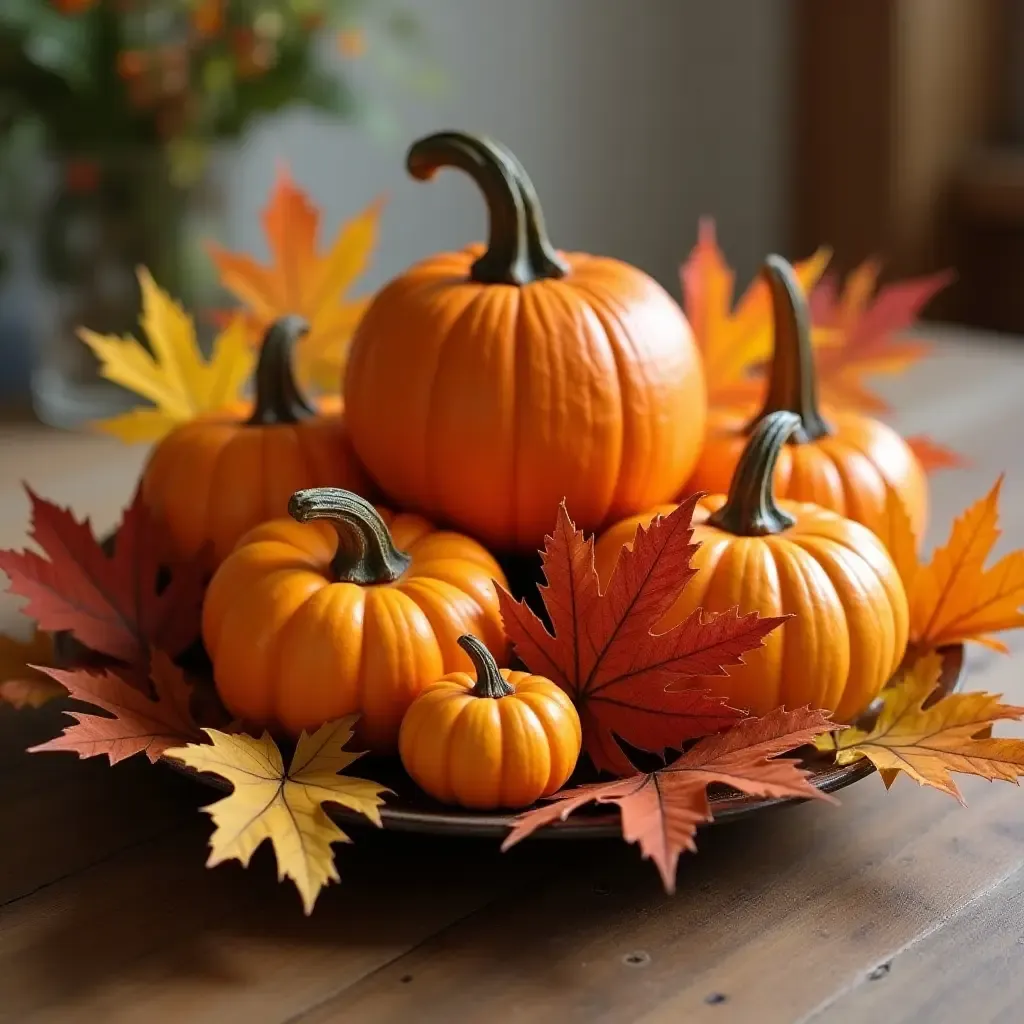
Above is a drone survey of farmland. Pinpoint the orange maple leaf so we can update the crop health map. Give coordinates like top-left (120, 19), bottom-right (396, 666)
top-left (905, 435), bottom-right (969, 475)
top-left (822, 652), bottom-right (1024, 803)
top-left (496, 497), bottom-right (787, 777)
top-left (30, 652), bottom-right (202, 764)
top-left (809, 261), bottom-right (953, 413)
top-left (881, 478), bottom-right (1024, 654)
top-left (207, 168), bottom-right (384, 392)
top-left (502, 706), bottom-right (836, 891)
top-left (0, 630), bottom-right (64, 709)
top-left (680, 219), bottom-right (832, 407)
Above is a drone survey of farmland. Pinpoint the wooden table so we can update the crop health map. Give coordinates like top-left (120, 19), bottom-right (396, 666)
top-left (3, 330), bottom-right (1024, 1024)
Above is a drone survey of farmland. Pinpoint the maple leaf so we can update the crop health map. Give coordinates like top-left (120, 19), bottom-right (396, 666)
top-left (502, 707), bottom-right (835, 891)
top-left (207, 167), bottom-right (383, 393)
top-left (79, 268), bottom-right (254, 444)
top-left (30, 651), bottom-right (201, 763)
top-left (906, 435), bottom-right (969, 475)
top-left (0, 629), bottom-right (64, 709)
top-left (497, 497), bottom-right (787, 777)
top-left (809, 261), bottom-right (953, 413)
top-left (680, 218), bottom-right (833, 406)
top-left (0, 487), bottom-right (206, 670)
top-left (882, 478), bottom-right (1024, 654)
top-left (820, 652), bottom-right (1024, 803)
top-left (165, 717), bottom-right (390, 915)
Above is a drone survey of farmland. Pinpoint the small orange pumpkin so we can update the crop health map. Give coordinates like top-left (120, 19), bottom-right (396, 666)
top-left (343, 131), bottom-right (706, 552)
top-left (202, 488), bottom-right (509, 752)
top-left (595, 411), bottom-right (909, 722)
top-left (142, 316), bottom-right (371, 567)
top-left (687, 255), bottom-right (928, 542)
top-left (398, 635), bottom-right (581, 809)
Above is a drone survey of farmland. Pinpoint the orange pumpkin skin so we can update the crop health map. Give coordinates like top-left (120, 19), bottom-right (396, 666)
top-left (398, 636), bottom-right (581, 809)
top-left (686, 256), bottom-right (927, 542)
top-left (202, 489), bottom-right (509, 753)
top-left (343, 133), bottom-right (706, 552)
top-left (142, 319), bottom-right (372, 568)
top-left (595, 414), bottom-right (909, 723)
top-left (689, 407), bottom-right (928, 541)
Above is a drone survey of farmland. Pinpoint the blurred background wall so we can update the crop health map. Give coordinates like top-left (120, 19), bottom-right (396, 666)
top-left (4, 0), bottom-right (1024, 421)
top-left (230, 0), bottom-right (793, 295)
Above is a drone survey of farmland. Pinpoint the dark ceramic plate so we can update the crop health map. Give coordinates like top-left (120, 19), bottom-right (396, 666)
top-left (54, 630), bottom-right (965, 840)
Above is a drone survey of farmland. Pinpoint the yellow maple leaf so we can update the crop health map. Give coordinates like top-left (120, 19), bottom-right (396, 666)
top-left (823, 652), bottom-right (1024, 802)
top-left (207, 168), bottom-right (383, 393)
top-left (680, 219), bottom-right (833, 406)
top-left (884, 478), bottom-right (1024, 654)
top-left (0, 629), bottom-right (64, 709)
top-left (80, 268), bottom-right (254, 444)
top-left (165, 716), bottom-right (389, 914)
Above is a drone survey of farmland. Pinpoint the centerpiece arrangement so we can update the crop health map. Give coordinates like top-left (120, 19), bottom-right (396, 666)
top-left (4, 128), bottom-right (1024, 915)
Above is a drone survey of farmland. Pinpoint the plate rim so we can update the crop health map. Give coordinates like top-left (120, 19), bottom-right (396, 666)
top-left (156, 643), bottom-right (966, 841)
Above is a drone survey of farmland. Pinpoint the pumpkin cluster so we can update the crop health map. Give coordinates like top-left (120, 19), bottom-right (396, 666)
top-left (132, 129), bottom-right (928, 810)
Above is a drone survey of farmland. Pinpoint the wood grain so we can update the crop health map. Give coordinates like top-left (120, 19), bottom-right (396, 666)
top-left (3, 331), bottom-right (1024, 1023)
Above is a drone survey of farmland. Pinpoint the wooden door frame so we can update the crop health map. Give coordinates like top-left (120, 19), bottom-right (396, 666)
top-left (791, 0), bottom-right (1011, 296)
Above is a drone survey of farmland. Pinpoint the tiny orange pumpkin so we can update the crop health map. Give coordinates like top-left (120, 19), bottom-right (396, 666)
top-left (202, 488), bottom-right (509, 752)
top-left (595, 411), bottom-right (909, 722)
top-left (686, 255), bottom-right (928, 542)
top-left (142, 315), bottom-right (371, 567)
top-left (399, 635), bottom-right (581, 809)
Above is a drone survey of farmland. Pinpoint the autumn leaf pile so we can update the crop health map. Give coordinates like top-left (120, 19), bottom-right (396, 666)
top-left (4, 170), bottom-right (1024, 912)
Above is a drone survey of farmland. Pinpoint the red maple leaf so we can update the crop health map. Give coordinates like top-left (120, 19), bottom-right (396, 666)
top-left (501, 707), bottom-right (836, 890)
top-left (29, 651), bottom-right (201, 764)
top-left (497, 497), bottom-right (788, 776)
top-left (0, 487), bottom-right (206, 671)
top-left (905, 435), bottom-right (969, 475)
top-left (809, 263), bottom-right (953, 413)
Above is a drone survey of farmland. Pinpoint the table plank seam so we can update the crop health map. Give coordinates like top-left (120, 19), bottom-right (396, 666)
top-left (1, 817), bottom-right (193, 911)
top-left (278, 851), bottom-right (566, 1024)
top-left (798, 853), bottom-right (1024, 1023)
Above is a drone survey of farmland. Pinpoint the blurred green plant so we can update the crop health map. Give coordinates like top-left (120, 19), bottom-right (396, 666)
top-left (0, 0), bottom-right (428, 185)
top-left (0, 0), bottom-right (431, 297)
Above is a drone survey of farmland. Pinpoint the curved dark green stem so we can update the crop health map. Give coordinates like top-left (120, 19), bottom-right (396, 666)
top-left (246, 315), bottom-right (315, 426)
top-left (459, 634), bottom-right (514, 699)
top-left (748, 254), bottom-right (831, 444)
top-left (501, 149), bottom-right (570, 280)
top-left (288, 488), bottom-right (411, 584)
top-left (406, 130), bottom-right (567, 285)
top-left (707, 411), bottom-right (800, 536)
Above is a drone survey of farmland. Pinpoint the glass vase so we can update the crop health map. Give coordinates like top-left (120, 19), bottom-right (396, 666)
top-left (29, 148), bottom-right (224, 428)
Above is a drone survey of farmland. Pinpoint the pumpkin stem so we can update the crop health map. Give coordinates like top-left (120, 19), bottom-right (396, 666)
top-left (288, 488), bottom-right (412, 584)
top-left (406, 130), bottom-right (568, 286)
top-left (748, 255), bottom-right (831, 443)
top-left (459, 634), bottom-right (514, 699)
top-left (247, 315), bottom-right (316, 426)
top-left (707, 411), bottom-right (800, 536)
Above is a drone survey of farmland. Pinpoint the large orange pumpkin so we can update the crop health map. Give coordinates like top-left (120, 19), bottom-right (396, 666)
top-left (595, 412), bottom-right (909, 722)
top-left (202, 487), bottom-right (509, 752)
top-left (142, 316), bottom-right (371, 567)
top-left (343, 131), bottom-right (706, 552)
top-left (687, 255), bottom-right (928, 541)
